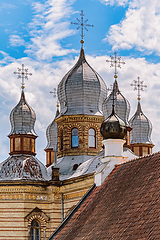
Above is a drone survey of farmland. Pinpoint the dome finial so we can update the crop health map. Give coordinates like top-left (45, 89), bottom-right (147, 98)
top-left (14, 64), bottom-right (32, 89)
top-left (131, 76), bottom-right (147, 101)
top-left (71, 10), bottom-right (94, 48)
top-left (106, 52), bottom-right (125, 80)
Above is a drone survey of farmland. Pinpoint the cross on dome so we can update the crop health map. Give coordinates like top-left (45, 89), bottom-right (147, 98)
top-left (71, 10), bottom-right (94, 48)
top-left (14, 64), bottom-right (32, 89)
top-left (131, 77), bottom-right (147, 101)
top-left (106, 52), bottom-right (125, 80)
top-left (50, 87), bottom-right (59, 110)
top-left (50, 88), bottom-right (57, 98)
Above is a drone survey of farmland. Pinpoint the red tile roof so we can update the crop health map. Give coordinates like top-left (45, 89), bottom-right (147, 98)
top-left (53, 152), bottom-right (160, 240)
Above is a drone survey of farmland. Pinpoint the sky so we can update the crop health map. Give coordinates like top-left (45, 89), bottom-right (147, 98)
top-left (0, 0), bottom-right (160, 164)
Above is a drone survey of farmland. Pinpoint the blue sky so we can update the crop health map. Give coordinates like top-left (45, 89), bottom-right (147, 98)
top-left (0, 0), bottom-right (160, 164)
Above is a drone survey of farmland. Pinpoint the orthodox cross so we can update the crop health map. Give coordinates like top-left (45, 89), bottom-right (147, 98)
top-left (50, 88), bottom-right (59, 107)
top-left (50, 88), bottom-right (57, 98)
top-left (131, 77), bottom-right (147, 101)
top-left (106, 52), bottom-right (125, 80)
top-left (71, 10), bottom-right (94, 47)
top-left (14, 64), bottom-right (32, 89)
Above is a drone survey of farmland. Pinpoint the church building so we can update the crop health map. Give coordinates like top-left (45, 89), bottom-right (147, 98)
top-left (0, 29), bottom-right (155, 239)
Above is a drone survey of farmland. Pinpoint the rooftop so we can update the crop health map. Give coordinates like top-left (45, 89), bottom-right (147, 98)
top-left (50, 151), bottom-right (160, 240)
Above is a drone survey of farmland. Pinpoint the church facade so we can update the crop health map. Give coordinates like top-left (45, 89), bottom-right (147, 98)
top-left (0, 47), bottom-right (154, 240)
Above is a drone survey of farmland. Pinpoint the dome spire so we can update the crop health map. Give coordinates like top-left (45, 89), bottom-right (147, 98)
top-left (71, 10), bottom-right (94, 48)
top-left (106, 52), bottom-right (125, 80)
top-left (14, 64), bottom-right (32, 90)
top-left (129, 78), bottom-right (154, 156)
top-left (8, 64), bottom-right (37, 156)
top-left (130, 76), bottom-right (147, 101)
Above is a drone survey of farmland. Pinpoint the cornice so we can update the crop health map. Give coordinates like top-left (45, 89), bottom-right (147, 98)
top-left (55, 114), bottom-right (104, 124)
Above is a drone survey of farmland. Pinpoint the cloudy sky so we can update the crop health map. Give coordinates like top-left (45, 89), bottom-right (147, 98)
top-left (0, 0), bottom-right (160, 164)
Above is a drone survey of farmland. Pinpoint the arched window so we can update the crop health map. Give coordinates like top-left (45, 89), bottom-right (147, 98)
top-left (31, 220), bottom-right (40, 240)
top-left (88, 128), bottom-right (96, 148)
top-left (71, 128), bottom-right (79, 147)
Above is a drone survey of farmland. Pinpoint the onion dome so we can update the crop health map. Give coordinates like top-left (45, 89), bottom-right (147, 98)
top-left (57, 48), bottom-right (107, 116)
top-left (129, 102), bottom-right (153, 144)
top-left (9, 90), bottom-right (37, 136)
top-left (102, 80), bottom-right (130, 125)
top-left (100, 106), bottom-right (127, 139)
top-left (0, 155), bottom-right (50, 181)
top-left (45, 108), bottom-right (59, 151)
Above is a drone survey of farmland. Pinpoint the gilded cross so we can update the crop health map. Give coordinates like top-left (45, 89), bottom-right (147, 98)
top-left (71, 10), bottom-right (94, 47)
top-left (131, 77), bottom-right (147, 101)
top-left (14, 64), bottom-right (32, 89)
top-left (106, 52), bottom-right (125, 80)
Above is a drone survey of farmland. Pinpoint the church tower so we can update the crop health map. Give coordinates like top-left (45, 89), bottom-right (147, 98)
top-left (8, 89), bottom-right (37, 156)
top-left (45, 103), bottom-right (59, 167)
top-left (102, 53), bottom-right (132, 148)
top-left (45, 11), bottom-right (107, 171)
top-left (56, 48), bottom-right (107, 159)
top-left (129, 77), bottom-right (154, 156)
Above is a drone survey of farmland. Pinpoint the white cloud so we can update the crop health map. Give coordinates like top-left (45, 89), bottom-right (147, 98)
top-left (106, 0), bottom-right (160, 54)
top-left (101, 0), bottom-right (129, 6)
top-left (25, 0), bottom-right (76, 60)
top-left (9, 35), bottom-right (25, 46)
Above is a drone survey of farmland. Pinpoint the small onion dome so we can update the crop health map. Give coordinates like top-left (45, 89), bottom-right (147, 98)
top-left (100, 106), bottom-right (127, 139)
top-left (129, 102), bottom-right (153, 144)
top-left (57, 48), bottom-right (107, 116)
top-left (102, 80), bottom-right (130, 125)
top-left (45, 120), bottom-right (57, 151)
top-left (8, 90), bottom-right (37, 136)
top-left (45, 105), bottom-right (59, 150)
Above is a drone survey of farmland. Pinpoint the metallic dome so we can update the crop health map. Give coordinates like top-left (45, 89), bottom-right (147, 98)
top-left (45, 108), bottom-right (59, 151)
top-left (100, 106), bottom-right (127, 139)
top-left (9, 90), bottom-right (37, 136)
top-left (129, 102), bottom-right (153, 144)
top-left (102, 80), bottom-right (130, 125)
top-left (57, 48), bottom-right (107, 116)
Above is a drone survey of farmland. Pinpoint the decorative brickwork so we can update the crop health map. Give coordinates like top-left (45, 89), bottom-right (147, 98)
top-left (56, 115), bottom-right (104, 158)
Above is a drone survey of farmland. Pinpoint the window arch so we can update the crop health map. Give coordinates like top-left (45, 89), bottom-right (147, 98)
top-left (31, 220), bottom-right (40, 240)
top-left (71, 128), bottom-right (79, 147)
top-left (88, 128), bottom-right (96, 148)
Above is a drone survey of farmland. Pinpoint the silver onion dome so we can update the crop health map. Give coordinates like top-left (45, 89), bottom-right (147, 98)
top-left (129, 101), bottom-right (153, 144)
top-left (102, 80), bottom-right (130, 125)
top-left (9, 90), bottom-right (37, 136)
top-left (45, 106), bottom-right (59, 151)
top-left (57, 48), bottom-right (107, 116)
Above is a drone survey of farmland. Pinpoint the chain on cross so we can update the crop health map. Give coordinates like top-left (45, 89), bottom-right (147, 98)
top-left (14, 64), bottom-right (32, 89)
top-left (71, 10), bottom-right (94, 47)
top-left (131, 77), bottom-right (147, 101)
top-left (106, 52), bottom-right (125, 80)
